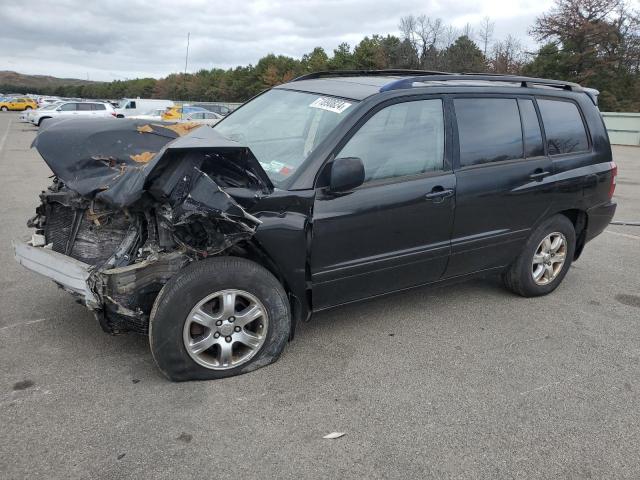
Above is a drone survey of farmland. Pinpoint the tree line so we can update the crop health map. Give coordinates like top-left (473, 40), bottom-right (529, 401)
top-left (4, 0), bottom-right (639, 112)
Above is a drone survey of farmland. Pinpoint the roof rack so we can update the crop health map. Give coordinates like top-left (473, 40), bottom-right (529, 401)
top-left (292, 69), bottom-right (450, 82)
top-left (379, 74), bottom-right (583, 92)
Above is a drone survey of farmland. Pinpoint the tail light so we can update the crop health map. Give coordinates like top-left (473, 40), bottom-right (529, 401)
top-left (111, 112), bottom-right (117, 117)
top-left (608, 161), bottom-right (617, 199)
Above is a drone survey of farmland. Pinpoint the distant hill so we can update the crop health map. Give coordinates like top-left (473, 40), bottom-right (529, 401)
top-left (0, 71), bottom-right (102, 92)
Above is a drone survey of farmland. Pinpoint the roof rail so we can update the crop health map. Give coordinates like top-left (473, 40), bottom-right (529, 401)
top-left (380, 74), bottom-right (583, 92)
top-left (292, 69), bottom-right (451, 82)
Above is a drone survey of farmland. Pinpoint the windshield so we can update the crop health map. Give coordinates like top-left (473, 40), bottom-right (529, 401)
top-left (214, 89), bottom-right (355, 185)
top-left (118, 99), bottom-right (129, 108)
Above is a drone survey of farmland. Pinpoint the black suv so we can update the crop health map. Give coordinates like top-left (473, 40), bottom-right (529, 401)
top-left (15, 70), bottom-right (617, 381)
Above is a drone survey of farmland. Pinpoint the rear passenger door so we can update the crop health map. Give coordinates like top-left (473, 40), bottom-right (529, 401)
top-left (445, 96), bottom-right (554, 277)
top-left (76, 103), bottom-right (94, 116)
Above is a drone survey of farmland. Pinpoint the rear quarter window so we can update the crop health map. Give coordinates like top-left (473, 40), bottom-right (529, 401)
top-left (537, 99), bottom-right (589, 155)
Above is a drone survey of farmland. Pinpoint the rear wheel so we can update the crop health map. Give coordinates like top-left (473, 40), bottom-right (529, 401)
top-left (25, 106), bottom-right (32, 110)
top-left (502, 215), bottom-right (576, 297)
top-left (149, 257), bottom-right (290, 381)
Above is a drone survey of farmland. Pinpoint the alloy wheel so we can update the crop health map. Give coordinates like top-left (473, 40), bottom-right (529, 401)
top-left (531, 232), bottom-right (567, 285)
top-left (183, 289), bottom-right (268, 370)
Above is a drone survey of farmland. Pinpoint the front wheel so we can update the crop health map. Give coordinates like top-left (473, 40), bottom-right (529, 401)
top-left (0, 106), bottom-right (7, 111)
top-left (25, 106), bottom-right (32, 110)
top-left (502, 215), bottom-right (576, 297)
top-left (149, 257), bottom-right (291, 381)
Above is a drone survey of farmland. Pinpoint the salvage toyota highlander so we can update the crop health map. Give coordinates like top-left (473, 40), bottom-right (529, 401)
top-left (15, 71), bottom-right (617, 381)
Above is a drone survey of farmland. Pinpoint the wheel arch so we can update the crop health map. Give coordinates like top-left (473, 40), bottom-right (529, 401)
top-left (226, 238), bottom-right (309, 340)
top-left (556, 209), bottom-right (588, 260)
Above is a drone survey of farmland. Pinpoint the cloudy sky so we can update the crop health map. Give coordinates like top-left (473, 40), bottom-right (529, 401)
top-left (0, 0), bottom-right (555, 81)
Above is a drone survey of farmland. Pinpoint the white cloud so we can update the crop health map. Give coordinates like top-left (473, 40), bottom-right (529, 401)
top-left (0, 0), bottom-right (552, 81)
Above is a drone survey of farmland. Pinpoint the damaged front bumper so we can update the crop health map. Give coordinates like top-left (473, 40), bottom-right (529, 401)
top-left (14, 239), bottom-right (99, 308)
top-left (14, 238), bottom-right (191, 334)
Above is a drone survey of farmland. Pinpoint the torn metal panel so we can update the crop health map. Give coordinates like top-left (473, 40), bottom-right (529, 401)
top-left (32, 118), bottom-right (273, 208)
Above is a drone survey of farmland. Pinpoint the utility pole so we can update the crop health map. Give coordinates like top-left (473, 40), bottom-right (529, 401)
top-left (184, 32), bottom-right (190, 76)
top-left (182, 32), bottom-right (190, 100)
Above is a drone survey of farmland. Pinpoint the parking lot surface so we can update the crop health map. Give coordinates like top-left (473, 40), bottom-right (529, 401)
top-left (1, 112), bottom-right (639, 479)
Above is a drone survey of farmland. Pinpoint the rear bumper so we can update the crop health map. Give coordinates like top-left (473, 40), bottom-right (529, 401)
top-left (13, 240), bottom-right (99, 308)
top-left (586, 200), bottom-right (617, 242)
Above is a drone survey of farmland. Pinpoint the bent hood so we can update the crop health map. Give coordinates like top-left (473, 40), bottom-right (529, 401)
top-left (32, 118), bottom-right (273, 208)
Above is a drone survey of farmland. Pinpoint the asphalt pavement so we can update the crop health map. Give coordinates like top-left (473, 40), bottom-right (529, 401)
top-left (1, 112), bottom-right (639, 479)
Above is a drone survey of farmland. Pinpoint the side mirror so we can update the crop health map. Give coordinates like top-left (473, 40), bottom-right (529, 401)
top-left (329, 157), bottom-right (365, 193)
top-left (55, 108), bottom-right (62, 111)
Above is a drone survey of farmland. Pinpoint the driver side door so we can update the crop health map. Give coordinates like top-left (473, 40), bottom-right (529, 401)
top-left (310, 97), bottom-right (456, 309)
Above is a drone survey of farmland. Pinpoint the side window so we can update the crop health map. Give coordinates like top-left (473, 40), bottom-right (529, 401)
top-left (190, 112), bottom-right (204, 119)
top-left (518, 99), bottom-right (545, 157)
top-left (537, 99), bottom-right (589, 155)
top-left (455, 98), bottom-right (523, 166)
top-left (92, 103), bottom-right (106, 110)
top-left (77, 103), bottom-right (92, 111)
top-left (127, 101), bottom-right (136, 109)
top-left (59, 103), bottom-right (77, 111)
top-left (337, 99), bottom-right (445, 183)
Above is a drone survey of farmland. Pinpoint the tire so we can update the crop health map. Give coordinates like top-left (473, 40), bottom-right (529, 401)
top-left (25, 106), bottom-right (32, 110)
top-left (502, 214), bottom-right (576, 297)
top-left (149, 256), bottom-right (290, 381)
top-left (0, 106), bottom-right (7, 111)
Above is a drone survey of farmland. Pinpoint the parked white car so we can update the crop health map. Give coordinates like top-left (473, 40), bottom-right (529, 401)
top-left (37, 97), bottom-right (61, 107)
top-left (127, 108), bottom-right (167, 121)
top-left (19, 101), bottom-right (65, 123)
top-left (181, 111), bottom-right (223, 126)
top-left (115, 98), bottom-right (174, 118)
top-left (32, 101), bottom-right (116, 127)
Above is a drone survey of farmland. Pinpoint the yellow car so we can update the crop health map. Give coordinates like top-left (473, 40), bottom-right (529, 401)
top-left (162, 106), bottom-right (181, 120)
top-left (0, 97), bottom-right (38, 111)
top-left (161, 105), bottom-right (209, 120)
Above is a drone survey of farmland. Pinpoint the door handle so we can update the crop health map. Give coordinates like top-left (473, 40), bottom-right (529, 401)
top-left (529, 169), bottom-right (551, 181)
top-left (425, 187), bottom-right (454, 202)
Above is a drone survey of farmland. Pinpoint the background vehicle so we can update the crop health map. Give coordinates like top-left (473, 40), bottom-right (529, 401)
top-left (37, 97), bottom-right (61, 108)
top-left (32, 101), bottom-right (116, 126)
top-left (162, 105), bottom-right (208, 120)
top-left (128, 108), bottom-right (167, 121)
top-left (15, 71), bottom-right (617, 381)
top-left (19, 101), bottom-right (65, 123)
top-left (181, 111), bottom-right (223, 125)
top-left (0, 97), bottom-right (38, 111)
top-left (115, 98), bottom-right (173, 118)
top-left (197, 104), bottom-right (232, 116)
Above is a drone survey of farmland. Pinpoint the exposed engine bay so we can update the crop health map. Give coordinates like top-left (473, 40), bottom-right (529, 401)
top-left (25, 118), bottom-right (274, 334)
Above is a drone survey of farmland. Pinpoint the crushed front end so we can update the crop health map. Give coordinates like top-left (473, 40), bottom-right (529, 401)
top-left (15, 118), bottom-right (272, 334)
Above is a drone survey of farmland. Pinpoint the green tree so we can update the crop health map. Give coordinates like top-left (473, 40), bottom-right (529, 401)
top-left (328, 43), bottom-right (355, 70)
top-left (302, 47), bottom-right (329, 72)
top-left (441, 35), bottom-right (487, 72)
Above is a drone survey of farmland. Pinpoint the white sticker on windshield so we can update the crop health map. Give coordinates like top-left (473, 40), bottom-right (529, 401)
top-left (309, 97), bottom-right (352, 114)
